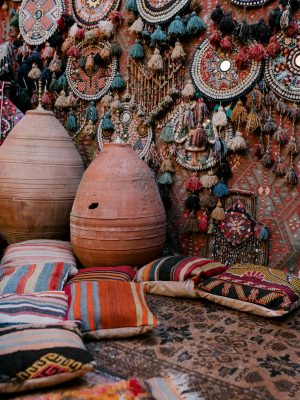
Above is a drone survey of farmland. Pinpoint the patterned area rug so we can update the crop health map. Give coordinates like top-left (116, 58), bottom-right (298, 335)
top-left (86, 294), bottom-right (300, 400)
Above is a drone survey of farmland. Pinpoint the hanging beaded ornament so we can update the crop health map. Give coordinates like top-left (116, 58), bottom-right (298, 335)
top-left (230, 0), bottom-right (271, 7)
top-left (71, 0), bottom-right (121, 28)
top-left (265, 31), bottom-right (300, 102)
top-left (128, 47), bottom-right (184, 125)
top-left (206, 193), bottom-right (269, 266)
top-left (167, 104), bottom-right (219, 171)
top-left (191, 38), bottom-right (263, 102)
top-left (0, 42), bottom-right (14, 70)
top-left (0, 95), bottom-right (24, 144)
top-left (66, 41), bottom-right (118, 101)
top-left (97, 99), bottom-right (153, 159)
top-left (19, 0), bottom-right (63, 45)
top-left (136, 0), bottom-right (190, 25)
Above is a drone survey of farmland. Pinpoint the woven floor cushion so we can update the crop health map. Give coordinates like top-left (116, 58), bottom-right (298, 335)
top-left (67, 266), bottom-right (136, 284)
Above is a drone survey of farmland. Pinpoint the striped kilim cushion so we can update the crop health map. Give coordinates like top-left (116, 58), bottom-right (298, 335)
top-left (0, 291), bottom-right (68, 327)
top-left (136, 256), bottom-right (227, 283)
top-left (0, 262), bottom-right (71, 294)
top-left (197, 264), bottom-right (300, 317)
top-left (67, 266), bottom-right (136, 284)
top-left (65, 281), bottom-right (158, 339)
top-left (1, 240), bottom-right (77, 276)
top-left (0, 322), bottom-right (95, 393)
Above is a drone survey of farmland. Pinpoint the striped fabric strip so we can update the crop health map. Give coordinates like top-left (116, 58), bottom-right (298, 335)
top-left (136, 256), bottom-right (227, 283)
top-left (0, 262), bottom-right (71, 294)
top-left (67, 266), bottom-right (136, 284)
top-left (67, 281), bottom-right (158, 333)
top-left (0, 291), bottom-right (68, 327)
top-left (1, 240), bottom-right (77, 276)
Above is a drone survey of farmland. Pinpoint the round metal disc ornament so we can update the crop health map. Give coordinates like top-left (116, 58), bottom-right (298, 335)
top-left (265, 32), bottom-right (300, 102)
top-left (97, 103), bottom-right (152, 159)
top-left (191, 39), bottom-right (263, 102)
top-left (19, 0), bottom-right (63, 45)
top-left (136, 0), bottom-right (190, 25)
top-left (66, 41), bottom-right (118, 101)
top-left (230, 0), bottom-right (271, 7)
top-left (71, 0), bottom-right (121, 28)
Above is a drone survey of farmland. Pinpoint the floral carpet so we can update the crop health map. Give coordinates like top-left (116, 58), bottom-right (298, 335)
top-left (86, 294), bottom-right (300, 400)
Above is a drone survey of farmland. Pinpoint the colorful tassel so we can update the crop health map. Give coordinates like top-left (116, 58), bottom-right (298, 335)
top-left (147, 48), bottom-right (163, 71)
top-left (110, 42), bottom-right (123, 58)
top-left (198, 212), bottom-right (208, 233)
top-left (101, 111), bottom-right (114, 131)
top-left (111, 72), bottom-right (126, 90)
top-left (210, 30), bottom-right (221, 46)
top-left (101, 92), bottom-right (113, 108)
top-left (199, 189), bottom-right (216, 208)
top-left (212, 179), bottom-right (229, 197)
top-left (258, 226), bottom-right (269, 240)
top-left (263, 116), bottom-right (277, 133)
top-left (235, 49), bottom-right (249, 70)
top-left (272, 157), bottom-right (287, 176)
top-left (171, 41), bottom-right (186, 62)
top-left (211, 5), bottom-right (224, 24)
top-left (54, 90), bottom-right (69, 108)
top-left (286, 136), bottom-right (299, 155)
top-left (28, 63), bottom-right (41, 80)
top-left (67, 45), bottom-right (81, 58)
top-left (56, 73), bottom-right (68, 91)
top-left (261, 151), bottom-right (274, 168)
top-left (85, 101), bottom-right (98, 122)
top-left (41, 43), bottom-right (54, 60)
top-left (200, 170), bottom-right (218, 188)
top-left (160, 158), bottom-right (175, 174)
top-left (183, 212), bottom-right (199, 234)
top-left (151, 25), bottom-right (167, 43)
top-left (182, 80), bottom-right (195, 98)
top-left (249, 43), bottom-right (266, 62)
top-left (160, 124), bottom-right (174, 143)
top-left (274, 126), bottom-right (288, 144)
top-left (66, 111), bottom-right (78, 131)
top-left (125, 0), bottom-right (138, 12)
top-left (227, 131), bottom-right (247, 151)
top-left (231, 100), bottom-right (247, 125)
top-left (220, 36), bottom-right (232, 52)
top-left (185, 194), bottom-right (200, 212)
top-left (285, 166), bottom-right (299, 185)
top-left (185, 172), bottom-right (202, 193)
top-left (246, 110), bottom-right (261, 132)
top-left (167, 16), bottom-right (186, 38)
top-left (212, 105), bottom-right (227, 127)
top-left (129, 39), bottom-right (144, 60)
top-left (129, 17), bottom-right (144, 34)
top-left (98, 20), bottom-right (114, 39)
top-left (211, 199), bottom-right (225, 221)
top-left (186, 12), bottom-right (206, 36)
top-left (158, 172), bottom-right (173, 185)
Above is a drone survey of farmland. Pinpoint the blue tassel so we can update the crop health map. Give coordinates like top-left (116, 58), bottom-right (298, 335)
top-left (66, 111), bottom-right (78, 131)
top-left (160, 124), bottom-right (174, 143)
top-left (214, 138), bottom-right (227, 156)
top-left (41, 65), bottom-right (52, 83)
top-left (151, 25), bottom-right (167, 43)
top-left (258, 226), bottom-right (269, 240)
top-left (167, 16), bottom-right (186, 38)
top-left (213, 179), bottom-right (229, 197)
top-left (111, 72), bottom-right (125, 90)
top-left (214, 104), bottom-right (220, 112)
top-left (186, 12), bottom-right (206, 35)
top-left (263, 116), bottom-right (276, 133)
top-left (101, 112), bottom-right (114, 131)
top-left (29, 48), bottom-right (41, 65)
top-left (225, 107), bottom-right (232, 119)
top-left (258, 79), bottom-right (267, 93)
top-left (85, 101), bottom-right (98, 122)
top-left (57, 73), bottom-right (68, 91)
top-left (125, 0), bottom-right (137, 12)
top-left (158, 172), bottom-right (173, 185)
top-left (129, 39), bottom-right (144, 60)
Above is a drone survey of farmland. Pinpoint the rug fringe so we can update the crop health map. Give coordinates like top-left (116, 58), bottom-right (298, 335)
top-left (147, 371), bottom-right (204, 400)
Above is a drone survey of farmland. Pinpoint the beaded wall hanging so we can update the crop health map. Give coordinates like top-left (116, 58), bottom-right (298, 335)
top-left (0, 96), bottom-right (24, 145)
top-left (70, 0), bottom-right (121, 28)
top-left (191, 38), bottom-right (263, 101)
top-left (136, 0), bottom-right (190, 25)
top-left (0, 42), bottom-right (14, 71)
top-left (66, 41), bottom-right (118, 101)
top-left (19, 0), bottom-right (63, 45)
top-left (265, 31), bottom-right (300, 103)
top-left (128, 49), bottom-right (185, 125)
top-left (97, 97), bottom-right (153, 159)
top-left (206, 192), bottom-right (269, 266)
top-left (230, 0), bottom-right (271, 7)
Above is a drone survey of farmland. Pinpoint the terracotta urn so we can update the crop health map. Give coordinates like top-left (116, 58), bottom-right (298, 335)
top-left (70, 143), bottom-right (166, 267)
top-left (0, 107), bottom-right (84, 243)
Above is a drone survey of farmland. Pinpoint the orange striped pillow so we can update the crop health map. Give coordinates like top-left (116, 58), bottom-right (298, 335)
top-left (65, 281), bottom-right (158, 339)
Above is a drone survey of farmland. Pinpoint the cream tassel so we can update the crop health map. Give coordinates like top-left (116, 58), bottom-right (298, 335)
top-left (212, 106), bottom-right (227, 127)
top-left (147, 48), bottom-right (163, 71)
top-left (98, 20), bottom-right (114, 38)
top-left (200, 170), bottom-right (219, 188)
top-left (129, 17), bottom-right (144, 34)
top-left (227, 131), bottom-right (247, 151)
top-left (182, 79), bottom-right (195, 98)
top-left (211, 199), bottom-right (225, 221)
top-left (171, 41), bottom-right (186, 62)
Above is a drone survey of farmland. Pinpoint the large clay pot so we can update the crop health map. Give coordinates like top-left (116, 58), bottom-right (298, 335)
top-left (70, 143), bottom-right (166, 267)
top-left (0, 107), bottom-right (84, 243)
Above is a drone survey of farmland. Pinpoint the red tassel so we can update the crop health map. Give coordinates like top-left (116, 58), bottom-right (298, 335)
top-left (198, 212), bottom-right (208, 233)
top-left (249, 43), bottom-right (266, 62)
top-left (286, 21), bottom-right (299, 37)
top-left (57, 16), bottom-right (65, 31)
top-left (266, 36), bottom-right (280, 57)
top-left (75, 28), bottom-right (86, 40)
top-left (220, 35), bottom-right (232, 52)
top-left (109, 10), bottom-right (123, 26)
top-left (185, 172), bottom-right (202, 193)
top-left (129, 379), bottom-right (144, 396)
top-left (235, 49), bottom-right (249, 69)
top-left (67, 45), bottom-right (81, 58)
top-left (210, 31), bottom-right (221, 46)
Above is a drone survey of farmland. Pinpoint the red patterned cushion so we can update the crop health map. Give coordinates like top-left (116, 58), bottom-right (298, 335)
top-left (197, 264), bottom-right (300, 317)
